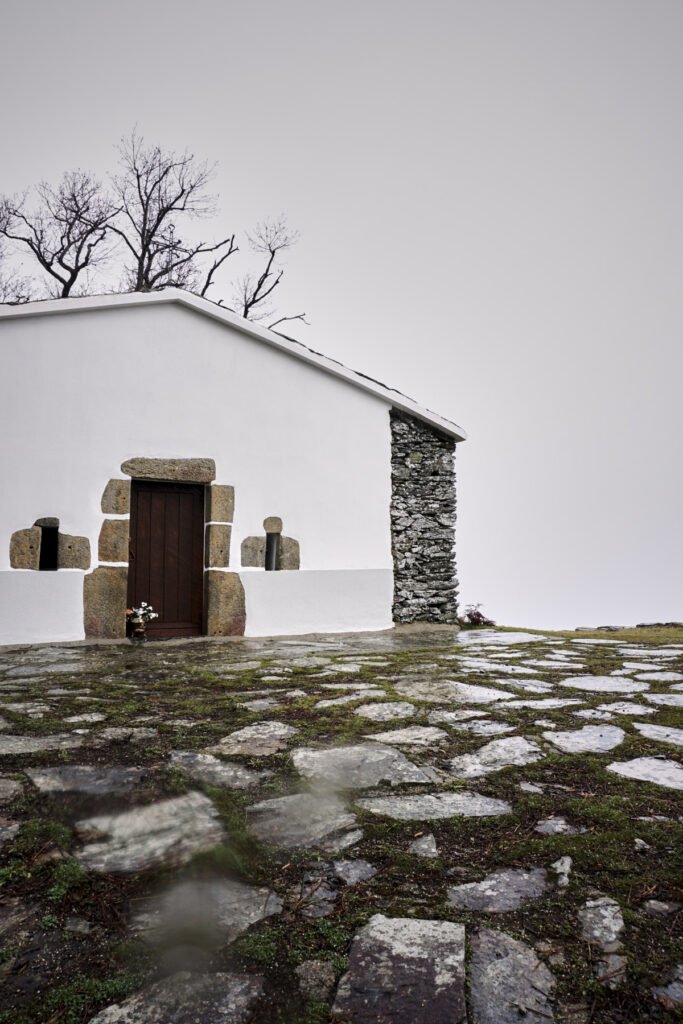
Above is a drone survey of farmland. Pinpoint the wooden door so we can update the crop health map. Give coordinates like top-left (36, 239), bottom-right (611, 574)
top-left (128, 481), bottom-right (205, 638)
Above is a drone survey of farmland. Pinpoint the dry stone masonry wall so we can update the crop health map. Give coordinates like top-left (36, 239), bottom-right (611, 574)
top-left (390, 410), bottom-right (458, 623)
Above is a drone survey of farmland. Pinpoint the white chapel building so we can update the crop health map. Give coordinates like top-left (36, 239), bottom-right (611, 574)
top-left (0, 291), bottom-right (466, 645)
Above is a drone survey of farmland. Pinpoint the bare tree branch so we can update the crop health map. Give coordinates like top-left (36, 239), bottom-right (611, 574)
top-left (0, 134), bottom-right (306, 329)
top-left (235, 217), bottom-right (299, 321)
top-left (109, 129), bottom-right (236, 292)
top-left (199, 235), bottom-right (238, 297)
top-left (268, 313), bottom-right (310, 331)
top-left (0, 172), bottom-right (117, 297)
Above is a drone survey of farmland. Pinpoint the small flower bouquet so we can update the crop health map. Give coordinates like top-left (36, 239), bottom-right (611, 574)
top-left (126, 602), bottom-right (159, 624)
top-left (126, 602), bottom-right (158, 640)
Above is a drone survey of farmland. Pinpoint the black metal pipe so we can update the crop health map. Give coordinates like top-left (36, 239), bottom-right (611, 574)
top-left (265, 532), bottom-right (280, 571)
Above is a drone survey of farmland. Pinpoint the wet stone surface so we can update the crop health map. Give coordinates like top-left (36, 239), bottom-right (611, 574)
top-left (535, 815), bottom-right (587, 836)
top-left (206, 721), bottom-right (298, 756)
top-left (247, 792), bottom-right (358, 849)
top-left (353, 701), bottom-right (416, 721)
top-left (331, 914), bottom-right (467, 1023)
top-left (361, 725), bottom-right (449, 747)
top-left (631, 722), bottom-right (683, 747)
top-left (356, 791), bottom-right (512, 820)
top-left (652, 963), bottom-right (683, 1008)
top-left (543, 724), bottom-right (626, 753)
top-left (607, 756), bottom-right (683, 790)
top-left (408, 832), bottom-right (439, 857)
top-left (0, 776), bottom-right (23, 802)
top-left (448, 736), bottom-right (545, 777)
top-left (333, 858), bottom-right (377, 885)
top-left (447, 867), bottom-right (548, 912)
top-left (0, 733), bottom-right (84, 755)
top-left (292, 743), bottom-right (438, 788)
top-left (25, 765), bottom-right (146, 794)
top-left (87, 971), bottom-right (264, 1023)
top-left (469, 927), bottom-right (556, 1024)
top-left (130, 878), bottom-right (283, 945)
top-left (561, 676), bottom-right (650, 694)
top-left (168, 750), bottom-right (270, 789)
top-left (449, 718), bottom-right (516, 736)
top-left (0, 623), bottom-right (681, 1023)
top-left (578, 896), bottom-right (627, 988)
top-left (75, 792), bottom-right (226, 873)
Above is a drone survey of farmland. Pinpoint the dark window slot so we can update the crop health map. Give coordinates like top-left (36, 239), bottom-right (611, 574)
top-left (39, 526), bottom-right (59, 571)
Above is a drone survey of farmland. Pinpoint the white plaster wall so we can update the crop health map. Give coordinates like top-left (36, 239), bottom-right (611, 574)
top-left (0, 303), bottom-right (394, 641)
top-left (0, 571), bottom-right (85, 645)
top-left (241, 569), bottom-right (393, 636)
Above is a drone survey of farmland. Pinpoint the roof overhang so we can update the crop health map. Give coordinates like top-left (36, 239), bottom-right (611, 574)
top-left (0, 290), bottom-right (467, 441)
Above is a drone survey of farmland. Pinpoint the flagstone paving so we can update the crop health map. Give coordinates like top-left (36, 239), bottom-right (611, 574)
top-left (447, 867), bottom-right (549, 912)
top-left (542, 724), bottom-right (626, 754)
top-left (448, 736), bottom-right (545, 777)
top-left (0, 624), bottom-right (681, 1023)
top-left (469, 927), bottom-right (556, 1024)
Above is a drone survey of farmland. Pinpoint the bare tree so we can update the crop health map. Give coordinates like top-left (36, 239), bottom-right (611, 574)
top-left (231, 218), bottom-right (307, 328)
top-left (0, 172), bottom-right (117, 297)
top-left (0, 131), bottom-right (306, 329)
top-left (110, 130), bottom-right (237, 293)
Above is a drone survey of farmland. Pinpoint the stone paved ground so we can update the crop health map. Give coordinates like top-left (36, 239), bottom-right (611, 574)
top-left (0, 625), bottom-right (681, 1023)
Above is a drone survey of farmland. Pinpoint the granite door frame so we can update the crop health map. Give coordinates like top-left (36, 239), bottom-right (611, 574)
top-left (84, 458), bottom-right (245, 639)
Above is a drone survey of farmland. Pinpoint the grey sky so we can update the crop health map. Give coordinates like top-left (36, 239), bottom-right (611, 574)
top-left (3, 0), bottom-right (682, 628)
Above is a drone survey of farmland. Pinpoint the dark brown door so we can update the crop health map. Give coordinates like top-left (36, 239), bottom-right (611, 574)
top-left (128, 481), bottom-right (205, 638)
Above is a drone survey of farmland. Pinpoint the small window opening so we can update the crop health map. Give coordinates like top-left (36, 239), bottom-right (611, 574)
top-left (38, 526), bottom-right (59, 571)
top-left (262, 516), bottom-right (283, 572)
top-left (265, 532), bottom-right (280, 571)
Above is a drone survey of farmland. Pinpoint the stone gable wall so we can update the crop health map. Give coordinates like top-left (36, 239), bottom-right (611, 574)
top-left (390, 410), bottom-right (458, 623)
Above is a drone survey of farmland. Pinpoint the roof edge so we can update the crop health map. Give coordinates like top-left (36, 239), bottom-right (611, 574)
top-left (0, 290), bottom-right (467, 441)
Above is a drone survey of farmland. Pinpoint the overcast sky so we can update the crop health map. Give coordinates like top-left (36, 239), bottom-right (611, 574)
top-left (3, 0), bottom-right (682, 629)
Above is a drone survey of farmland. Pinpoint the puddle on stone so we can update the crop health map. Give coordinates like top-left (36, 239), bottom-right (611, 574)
top-left (76, 792), bottom-right (225, 873)
top-left (247, 792), bottom-right (358, 850)
top-left (131, 877), bottom-right (282, 946)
